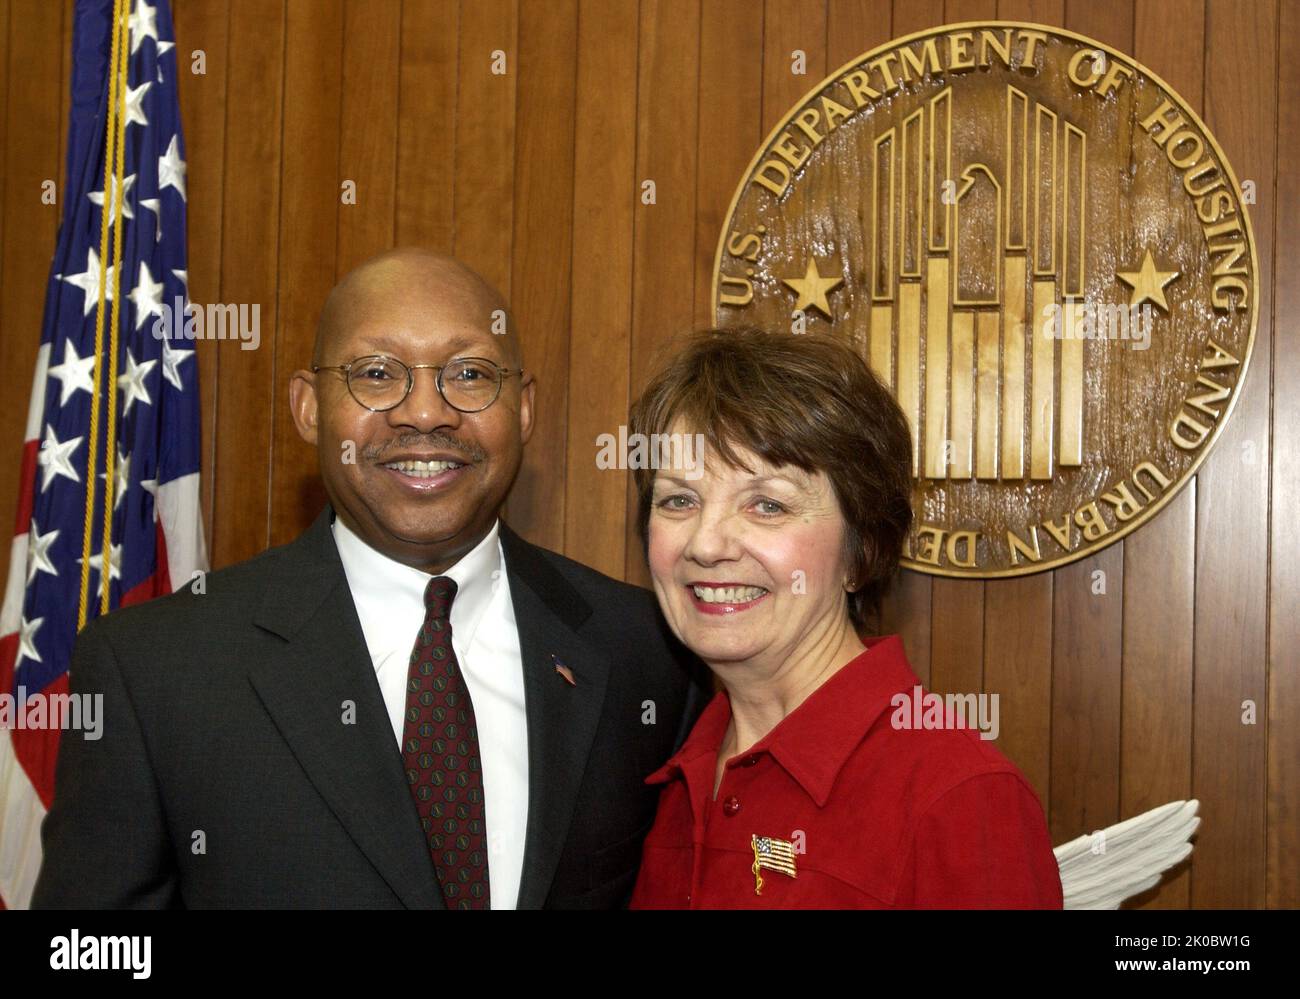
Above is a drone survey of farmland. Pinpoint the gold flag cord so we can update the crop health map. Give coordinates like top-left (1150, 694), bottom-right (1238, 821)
top-left (77, 0), bottom-right (131, 630)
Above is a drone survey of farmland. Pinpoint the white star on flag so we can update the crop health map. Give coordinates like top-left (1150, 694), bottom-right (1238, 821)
top-left (88, 172), bottom-right (137, 222)
top-left (79, 542), bottom-right (124, 584)
top-left (99, 448), bottom-right (132, 510)
top-left (117, 348), bottom-right (158, 416)
top-left (61, 248), bottom-right (115, 316)
top-left (128, 0), bottom-right (159, 55)
top-left (158, 134), bottom-right (186, 200)
top-left (17, 616), bottom-right (44, 666)
top-left (47, 341), bottom-right (97, 406)
top-left (130, 261), bottom-right (166, 330)
top-left (26, 521), bottom-right (60, 585)
top-left (119, 79), bottom-right (152, 129)
top-left (160, 331), bottom-right (193, 390)
top-left (37, 424), bottom-right (82, 493)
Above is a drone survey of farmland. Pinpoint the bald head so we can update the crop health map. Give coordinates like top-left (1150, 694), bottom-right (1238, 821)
top-left (312, 248), bottom-right (521, 369)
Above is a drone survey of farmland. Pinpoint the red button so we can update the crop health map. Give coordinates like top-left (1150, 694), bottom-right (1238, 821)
top-left (722, 795), bottom-right (741, 817)
top-left (740, 755), bottom-right (759, 767)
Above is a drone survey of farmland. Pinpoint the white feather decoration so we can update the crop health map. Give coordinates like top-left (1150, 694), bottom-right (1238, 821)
top-left (1054, 799), bottom-right (1200, 909)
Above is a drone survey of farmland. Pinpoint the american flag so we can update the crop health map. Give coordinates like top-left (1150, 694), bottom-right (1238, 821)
top-left (0, 0), bottom-right (204, 908)
top-left (751, 834), bottom-right (798, 895)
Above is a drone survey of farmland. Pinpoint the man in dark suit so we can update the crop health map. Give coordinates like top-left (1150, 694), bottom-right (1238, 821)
top-left (32, 249), bottom-right (707, 909)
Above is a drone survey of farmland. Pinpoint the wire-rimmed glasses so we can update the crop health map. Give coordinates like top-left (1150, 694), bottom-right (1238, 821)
top-left (311, 354), bottom-right (523, 413)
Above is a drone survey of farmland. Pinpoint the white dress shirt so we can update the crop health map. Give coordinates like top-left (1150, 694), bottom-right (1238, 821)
top-left (331, 513), bottom-right (528, 909)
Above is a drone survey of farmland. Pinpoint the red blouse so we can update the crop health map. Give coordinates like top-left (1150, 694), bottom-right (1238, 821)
top-left (629, 635), bottom-right (1064, 909)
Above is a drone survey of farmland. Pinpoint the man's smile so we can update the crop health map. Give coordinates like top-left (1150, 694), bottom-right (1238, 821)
top-left (378, 458), bottom-right (473, 493)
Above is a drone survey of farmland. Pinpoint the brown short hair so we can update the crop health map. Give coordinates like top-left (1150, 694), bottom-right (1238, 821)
top-left (628, 326), bottom-right (913, 627)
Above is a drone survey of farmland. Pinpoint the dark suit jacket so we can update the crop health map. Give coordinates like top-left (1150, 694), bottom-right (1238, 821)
top-left (31, 505), bottom-right (708, 909)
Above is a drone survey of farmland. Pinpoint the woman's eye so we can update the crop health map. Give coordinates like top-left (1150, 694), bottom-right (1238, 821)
top-left (656, 494), bottom-right (692, 510)
top-left (754, 498), bottom-right (785, 515)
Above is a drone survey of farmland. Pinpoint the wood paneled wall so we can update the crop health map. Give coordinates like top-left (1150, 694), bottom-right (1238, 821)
top-left (0, 0), bottom-right (1294, 909)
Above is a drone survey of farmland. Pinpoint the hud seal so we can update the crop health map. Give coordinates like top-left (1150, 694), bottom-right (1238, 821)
top-left (713, 23), bottom-right (1257, 577)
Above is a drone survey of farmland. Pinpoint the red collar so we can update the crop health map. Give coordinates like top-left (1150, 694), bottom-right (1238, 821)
top-left (646, 634), bottom-right (919, 807)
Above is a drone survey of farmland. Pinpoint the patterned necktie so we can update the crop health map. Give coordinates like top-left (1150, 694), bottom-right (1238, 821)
top-left (402, 575), bottom-right (491, 909)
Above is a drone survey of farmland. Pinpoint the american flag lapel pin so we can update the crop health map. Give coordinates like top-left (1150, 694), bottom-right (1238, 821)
top-left (750, 834), bottom-right (797, 895)
top-left (551, 654), bottom-right (576, 687)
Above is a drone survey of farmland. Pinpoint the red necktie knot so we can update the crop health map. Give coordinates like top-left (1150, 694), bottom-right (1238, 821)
top-left (424, 575), bottom-right (457, 620)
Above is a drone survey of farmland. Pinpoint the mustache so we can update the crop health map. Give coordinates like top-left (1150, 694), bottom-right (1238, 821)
top-left (364, 432), bottom-right (486, 464)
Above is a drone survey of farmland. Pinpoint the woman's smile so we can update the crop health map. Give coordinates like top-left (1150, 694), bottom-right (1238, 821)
top-left (684, 581), bottom-right (771, 615)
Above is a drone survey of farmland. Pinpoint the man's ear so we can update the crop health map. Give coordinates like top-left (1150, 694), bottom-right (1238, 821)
top-left (518, 374), bottom-right (536, 445)
top-left (289, 369), bottom-right (320, 445)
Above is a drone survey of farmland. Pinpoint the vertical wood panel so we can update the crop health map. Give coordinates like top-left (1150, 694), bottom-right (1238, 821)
top-left (1047, 0), bottom-right (1133, 852)
top-left (0, 3), bottom-right (13, 588)
top-left (762, 0), bottom-right (827, 137)
top-left (1048, 551), bottom-right (1124, 840)
top-left (694, 0), bottom-right (764, 328)
top-left (1270, 0), bottom-right (1300, 912)
top-left (0, 3), bottom-right (8, 308)
top-left (269, 0), bottom-right (343, 548)
top-left (826, 0), bottom-right (892, 70)
top-left (1122, 0), bottom-right (1204, 909)
top-left (1120, 489), bottom-right (1196, 908)
top-left (508, 0), bottom-right (577, 549)
top-left (0, 0), bottom-right (64, 594)
top-left (172, 1), bottom-right (230, 555)
top-left (0, 5), bottom-right (9, 288)
top-left (1194, 0), bottom-right (1274, 908)
top-left (335, 0), bottom-right (400, 277)
top-left (211, 0), bottom-right (284, 566)
top-left (395, 0), bottom-right (459, 251)
top-left (624, 0), bottom-right (701, 586)
top-left (985, 575), bottom-right (1054, 803)
top-left (565, 0), bottom-right (638, 578)
top-left (996, 0), bottom-right (1064, 23)
top-left (452, 0), bottom-right (516, 297)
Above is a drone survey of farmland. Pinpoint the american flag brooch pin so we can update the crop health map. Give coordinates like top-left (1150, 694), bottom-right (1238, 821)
top-left (750, 834), bottom-right (798, 895)
top-left (551, 654), bottom-right (576, 686)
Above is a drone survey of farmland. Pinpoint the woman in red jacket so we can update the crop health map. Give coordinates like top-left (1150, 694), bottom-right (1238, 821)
top-left (626, 327), bottom-right (1063, 909)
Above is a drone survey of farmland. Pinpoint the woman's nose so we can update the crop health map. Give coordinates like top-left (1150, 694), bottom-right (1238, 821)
top-left (681, 512), bottom-right (743, 565)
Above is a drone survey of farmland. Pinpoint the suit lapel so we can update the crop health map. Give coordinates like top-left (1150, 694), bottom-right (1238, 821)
top-left (498, 522), bottom-right (612, 909)
top-left (247, 506), bottom-right (442, 910)
top-left (243, 507), bottom-right (616, 910)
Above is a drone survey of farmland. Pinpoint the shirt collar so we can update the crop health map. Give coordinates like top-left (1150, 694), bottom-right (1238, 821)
top-left (645, 634), bottom-right (919, 808)
top-left (330, 510), bottom-right (502, 626)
